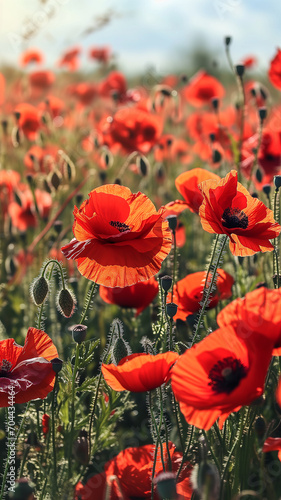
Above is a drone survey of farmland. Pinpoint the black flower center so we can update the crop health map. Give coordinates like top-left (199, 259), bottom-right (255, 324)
top-left (208, 356), bottom-right (248, 394)
top-left (110, 221), bottom-right (130, 233)
top-left (221, 208), bottom-right (248, 229)
top-left (0, 359), bottom-right (12, 378)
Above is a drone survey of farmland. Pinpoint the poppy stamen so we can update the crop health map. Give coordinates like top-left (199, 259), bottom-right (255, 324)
top-left (222, 208), bottom-right (249, 229)
top-left (208, 356), bottom-right (247, 394)
top-left (0, 359), bottom-right (12, 377)
top-left (110, 221), bottom-right (130, 233)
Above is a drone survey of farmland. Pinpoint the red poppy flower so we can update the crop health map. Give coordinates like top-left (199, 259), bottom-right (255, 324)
top-left (8, 185), bottom-right (52, 232)
top-left (276, 376), bottom-right (281, 408)
top-left (258, 128), bottom-right (281, 181)
top-left (14, 103), bottom-right (41, 141)
top-left (39, 95), bottom-right (64, 119)
top-left (29, 70), bottom-right (55, 91)
top-left (182, 70), bottom-right (225, 107)
top-left (24, 144), bottom-right (58, 173)
top-left (99, 71), bottom-right (127, 100)
top-left (89, 46), bottom-right (111, 64)
top-left (57, 46), bottom-right (81, 71)
top-left (171, 324), bottom-right (274, 430)
top-left (0, 169), bottom-right (20, 216)
top-left (263, 438), bottom-right (281, 461)
top-left (75, 442), bottom-right (192, 500)
top-left (168, 269), bottom-right (234, 321)
top-left (199, 170), bottom-right (281, 256)
top-left (99, 276), bottom-right (159, 316)
top-left (102, 351), bottom-right (179, 392)
top-left (101, 107), bottom-right (163, 154)
top-left (241, 56), bottom-right (257, 69)
top-left (20, 49), bottom-right (43, 66)
top-left (269, 49), bottom-right (281, 90)
top-left (61, 184), bottom-right (172, 287)
top-left (69, 82), bottom-right (97, 107)
top-left (154, 135), bottom-right (191, 165)
top-left (42, 413), bottom-right (50, 436)
top-left (175, 168), bottom-right (221, 214)
top-left (0, 328), bottom-right (58, 407)
top-left (217, 287), bottom-right (281, 355)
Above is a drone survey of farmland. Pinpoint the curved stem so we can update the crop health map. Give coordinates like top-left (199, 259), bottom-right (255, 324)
top-left (41, 259), bottom-right (66, 290)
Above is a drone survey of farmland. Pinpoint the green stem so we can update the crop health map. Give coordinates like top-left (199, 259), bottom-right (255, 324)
top-left (171, 229), bottom-right (177, 303)
top-left (192, 235), bottom-right (228, 346)
top-left (41, 259), bottom-right (66, 290)
top-left (52, 375), bottom-right (59, 494)
top-left (68, 343), bottom-right (80, 478)
top-left (273, 188), bottom-right (280, 288)
top-left (80, 282), bottom-right (97, 324)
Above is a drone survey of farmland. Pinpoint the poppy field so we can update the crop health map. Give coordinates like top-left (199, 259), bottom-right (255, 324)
top-left (2, 38), bottom-right (281, 500)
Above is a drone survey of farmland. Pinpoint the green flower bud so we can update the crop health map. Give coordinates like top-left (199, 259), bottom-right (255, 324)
top-left (57, 288), bottom-right (76, 318)
top-left (32, 276), bottom-right (49, 306)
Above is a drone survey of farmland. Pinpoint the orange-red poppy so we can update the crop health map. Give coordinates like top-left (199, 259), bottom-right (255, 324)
top-left (0, 328), bottom-right (58, 407)
top-left (8, 185), bottom-right (52, 232)
top-left (99, 71), bottom-right (127, 101)
top-left (168, 269), bottom-right (234, 321)
top-left (182, 70), bottom-right (225, 107)
top-left (99, 276), bottom-right (159, 315)
top-left (0, 169), bottom-right (20, 216)
top-left (101, 107), bottom-right (163, 154)
top-left (57, 46), bottom-right (81, 71)
top-left (269, 48), bottom-right (281, 90)
top-left (61, 184), bottom-right (172, 287)
top-left (241, 56), bottom-right (257, 69)
top-left (24, 144), bottom-right (58, 173)
top-left (29, 70), bottom-right (55, 91)
top-left (276, 376), bottom-right (281, 408)
top-left (102, 352), bottom-right (179, 392)
top-left (175, 168), bottom-right (221, 214)
top-left (75, 442), bottom-right (192, 500)
top-left (39, 95), bottom-right (64, 118)
top-left (217, 287), bottom-right (281, 355)
top-left (89, 46), bottom-right (111, 64)
top-left (14, 103), bottom-right (41, 141)
top-left (171, 324), bottom-right (274, 430)
top-left (262, 437), bottom-right (281, 461)
top-left (20, 49), bottom-right (43, 66)
top-left (199, 170), bottom-right (281, 256)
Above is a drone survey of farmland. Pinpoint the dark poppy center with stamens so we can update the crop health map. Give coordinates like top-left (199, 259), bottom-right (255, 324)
top-left (0, 359), bottom-right (12, 378)
top-left (208, 356), bottom-right (248, 394)
top-left (221, 207), bottom-right (249, 229)
top-left (110, 221), bottom-right (130, 233)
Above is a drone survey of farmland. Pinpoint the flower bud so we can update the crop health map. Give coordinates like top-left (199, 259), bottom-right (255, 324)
top-left (160, 275), bottom-right (173, 292)
top-left (254, 416), bottom-right (266, 439)
top-left (235, 64), bottom-right (245, 77)
top-left (256, 168), bottom-right (263, 183)
top-left (262, 184), bottom-right (271, 196)
top-left (154, 472), bottom-right (177, 499)
top-left (136, 155), bottom-right (149, 176)
top-left (224, 36), bottom-right (232, 46)
top-left (57, 288), bottom-right (76, 317)
top-left (211, 97), bottom-right (219, 111)
top-left (212, 149), bottom-right (222, 164)
top-left (72, 324), bottom-right (87, 344)
top-left (51, 357), bottom-right (63, 374)
top-left (258, 107), bottom-right (267, 122)
top-left (49, 169), bottom-right (62, 190)
top-left (32, 276), bottom-right (49, 306)
top-left (196, 461), bottom-right (220, 500)
top-left (73, 430), bottom-right (89, 465)
top-left (112, 337), bottom-right (130, 365)
top-left (166, 302), bottom-right (178, 319)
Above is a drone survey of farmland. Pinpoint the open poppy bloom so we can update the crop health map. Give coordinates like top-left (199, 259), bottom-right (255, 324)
top-left (57, 46), bottom-right (81, 71)
top-left (199, 170), bottom-right (281, 256)
top-left (171, 324), bottom-right (274, 430)
top-left (182, 70), bottom-right (225, 107)
top-left (29, 71), bottom-right (55, 91)
top-left (268, 48), bottom-right (281, 91)
top-left (175, 168), bottom-right (221, 214)
top-left (0, 328), bottom-right (58, 406)
top-left (20, 48), bottom-right (43, 66)
top-left (99, 276), bottom-right (159, 316)
top-left (14, 103), bottom-right (41, 141)
top-left (8, 186), bottom-right (52, 232)
top-left (102, 351), bottom-right (179, 392)
top-left (101, 107), bottom-right (163, 154)
top-left (217, 286), bottom-right (281, 355)
top-left (61, 184), bottom-right (172, 288)
top-left (168, 269), bottom-right (234, 321)
top-left (89, 46), bottom-right (111, 64)
top-left (99, 71), bottom-right (127, 101)
top-left (75, 442), bottom-right (192, 500)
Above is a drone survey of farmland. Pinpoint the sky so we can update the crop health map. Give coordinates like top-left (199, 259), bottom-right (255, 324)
top-left (0, 0), bottom-right (280, 76)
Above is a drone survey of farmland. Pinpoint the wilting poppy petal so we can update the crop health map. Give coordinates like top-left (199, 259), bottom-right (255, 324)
top-left (102, 352), bottom-right (179, 392)
top-left (199, 170), bottom-right (281, 256)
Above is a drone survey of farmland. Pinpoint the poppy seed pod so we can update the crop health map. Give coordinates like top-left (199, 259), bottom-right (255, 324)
top-left (274, 175), bottom-right (281, 190)
top-left (166, 302), bottom-right (178, 319)
top-left (167, 215), bottom-right (177, 231)
top-left (154, 472), bottom-right (178, 499)
top-left (51, 357), bottom-right (63, 374)
top-left (161, 275), bottom-right (173, 292)
top-left (72, 324), bottom-right (87, 344)
top-left (32, 276), bottom-right (49, 306)
top-left (235, 64), bottom-right (245, 78)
